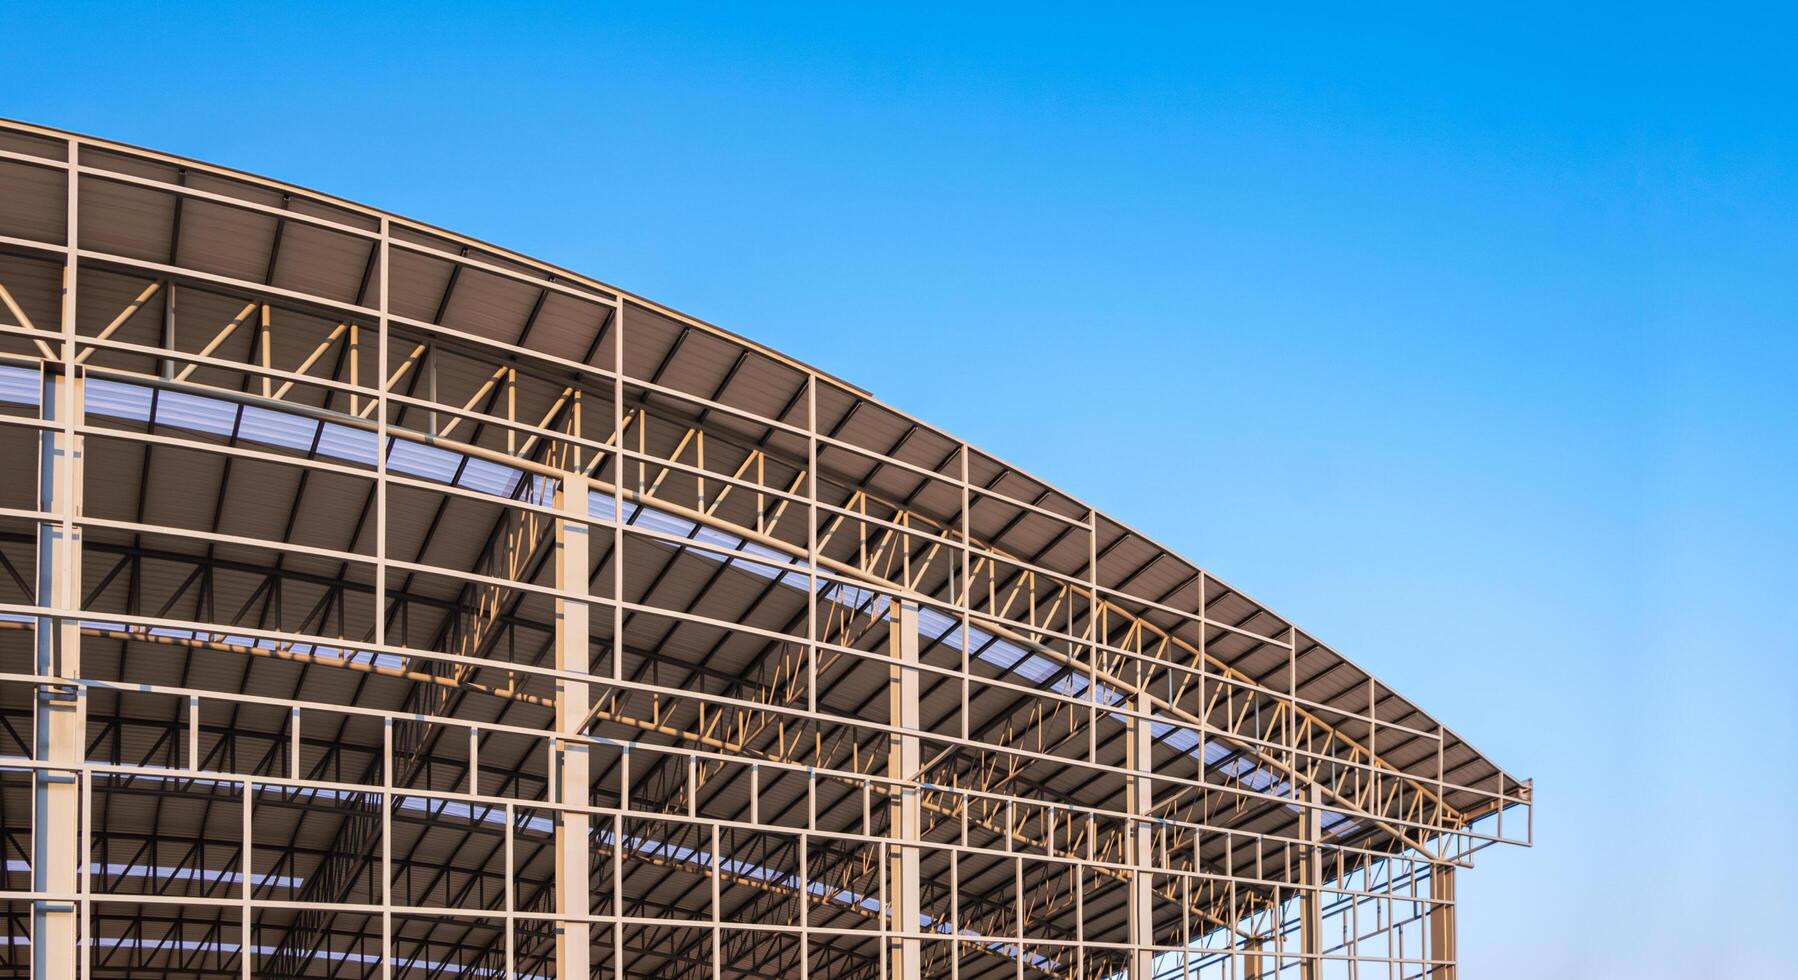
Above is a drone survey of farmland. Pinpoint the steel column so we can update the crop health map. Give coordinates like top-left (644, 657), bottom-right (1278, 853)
top-left (34, 138), bottom-right (85, 980)
top-left (1127, 686), bottom-right (1155, 979)
top-left (887, 599), bottom-right (921, 980)
top-left (1429, 865), bottom-right (1457, 978)
top-left (555, 474), bottom-right (592, 979)
top-left (1301, 783), bottom-right (1323, 980)
top-left (34, 370), bottom-right (83, 979)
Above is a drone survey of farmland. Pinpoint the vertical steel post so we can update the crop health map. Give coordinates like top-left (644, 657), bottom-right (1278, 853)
top-left (35, 374), bottom-right (83, 979)
top-left (376, 216), bottom-right (393, 980)
top-left (555, 473), bottom-right (593, 979)
top-left (1429, 865), bottom-right (1456, 978)
top-left (887, 600), bottom-right (921, 980)
top-left (34, 137), bottom-right (83, 980)
top-left (1127, 686), bottom-right (1155, 979)
top-left (1301, 783), bottom-right (1323, 980)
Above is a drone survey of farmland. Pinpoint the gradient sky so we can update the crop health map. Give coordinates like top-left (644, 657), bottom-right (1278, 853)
top-left (6, 3), bottom-right (1796, 974)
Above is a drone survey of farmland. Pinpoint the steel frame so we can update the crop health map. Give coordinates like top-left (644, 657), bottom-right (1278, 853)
top-left (0, 119), bottom-right (1530, 979)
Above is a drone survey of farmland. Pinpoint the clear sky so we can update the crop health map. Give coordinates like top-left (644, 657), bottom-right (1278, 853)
top-left (7, 3), bottom-right (1796, 974)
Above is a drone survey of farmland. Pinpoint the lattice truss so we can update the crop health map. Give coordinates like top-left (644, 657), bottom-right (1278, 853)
top-left (0, 120), bottom-right (1530, 980)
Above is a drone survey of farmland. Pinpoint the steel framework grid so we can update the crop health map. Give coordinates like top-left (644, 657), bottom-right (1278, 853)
top-left (0, 119), bottom-right (1530, 980)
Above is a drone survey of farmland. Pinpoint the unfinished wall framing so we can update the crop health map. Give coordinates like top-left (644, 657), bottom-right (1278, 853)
top-left (0, 119), bottom-right (1530, 979)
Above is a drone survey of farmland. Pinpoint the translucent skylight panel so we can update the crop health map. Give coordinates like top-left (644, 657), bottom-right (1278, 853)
top-left (633, 506), bottom-right (696, 538)
top-left (84, 378), bottom-right (151, 421)
top-left (457, 456), bottom-right (523, 497)
top-left (972, 637), bottom-right (1026, 673)
top-left (153, 389), bottom-right (239, 436)
top-left (1156, 720), bottom-right (1202, 753)
top-left (237, 404), bottom-right (317, 451)
top-left (1009, 654), bottom-right (1062, 684)
top-left (313, 422), bottom-right (378, 465)
top-left (99, 862), bottom-right (302, 890)
top-left (917, 606), bottom-right (960, 642)
top-left (387, 438), bottom-right (463, 484)
top-left (0, 365), bottom-right (37, 406)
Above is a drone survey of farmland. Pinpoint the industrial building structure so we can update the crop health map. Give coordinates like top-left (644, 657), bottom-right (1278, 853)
top-left (0, 119), bottom-right (1530, 978)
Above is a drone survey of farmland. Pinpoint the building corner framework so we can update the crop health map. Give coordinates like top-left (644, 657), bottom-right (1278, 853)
top-left (0, 117), bottom-right (1530, 979)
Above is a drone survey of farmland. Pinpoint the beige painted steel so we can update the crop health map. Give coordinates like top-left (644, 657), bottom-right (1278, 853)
top-left (557, 474), bottom-right (594, 978)
top-left (1430, 866), bottom-right (1457, 979)
top-left (1126, 685), bottom-right (1155, 980)
top-left (33, 372), bottom-right (82, 979)
top-left (0, 118), bottom-right (1528, 980)
top-left (888, 600), bottom-right (922, 980)
top-left (1299, 785), bottom-right (1322, 980)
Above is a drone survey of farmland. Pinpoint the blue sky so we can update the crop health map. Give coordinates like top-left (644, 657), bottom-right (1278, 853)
top-left (6, 2), bottom-right (1796, 973)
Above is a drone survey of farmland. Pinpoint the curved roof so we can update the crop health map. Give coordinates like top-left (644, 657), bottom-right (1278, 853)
top-left (0, 117), bottom-right (1528, 940)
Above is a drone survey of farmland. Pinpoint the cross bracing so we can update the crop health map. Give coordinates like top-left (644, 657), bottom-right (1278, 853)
top-left (0, 118), bottom-right (1528, 979)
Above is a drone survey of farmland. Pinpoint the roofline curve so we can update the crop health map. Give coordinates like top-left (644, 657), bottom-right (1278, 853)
top-left (0, 115), bottom-right (1527, 814)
